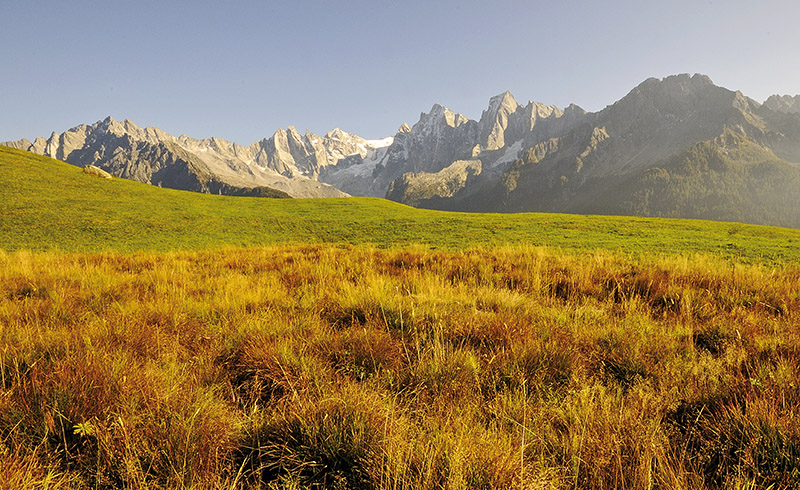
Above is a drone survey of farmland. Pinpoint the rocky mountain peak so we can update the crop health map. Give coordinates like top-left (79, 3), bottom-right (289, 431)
top-left (486, 91), bottom-right (518, 115)
top-left (764, 94), bottom-right (800, 114)
top-left (325, 128), bottom-right (349, 141)
top-left (526, 101), bottom-right (562, 119)
top-left (732, 90), bottom-right (761, 113)
top-left (321, 128), bottom-right (373, 161)
top-left (630, 73), bottom-right (716, 100)
top-left (415, 105), bottom-right (439, 127)
top-left (418, 104), bottom-right (469, 129)
top-left (95, 116), bottom-right (159, 142)
top-left (479, 91), bottom-right (523, 150)
top-left (285, 127), bottom-right (307, 154)
top-left (606, 73), bottom-right (742, 130)
top-left (564, 103), bottom-right (586, 115)
top-left (427, 103), bottom-right (448, 116)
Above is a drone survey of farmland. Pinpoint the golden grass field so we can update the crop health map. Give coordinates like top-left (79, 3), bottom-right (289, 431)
top-left (2, 244), bottom-right (799, 489)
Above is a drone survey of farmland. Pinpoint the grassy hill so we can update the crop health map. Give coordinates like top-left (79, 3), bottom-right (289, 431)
top-left (2, 145), bottom-right (800, 263)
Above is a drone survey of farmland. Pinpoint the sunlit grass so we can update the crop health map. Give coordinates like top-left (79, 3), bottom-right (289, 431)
top-left (1, 245), bottom-right (799, 488)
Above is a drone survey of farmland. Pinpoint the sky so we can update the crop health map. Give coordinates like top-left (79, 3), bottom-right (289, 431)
top-left (2, 0), bottom-right (799, 145)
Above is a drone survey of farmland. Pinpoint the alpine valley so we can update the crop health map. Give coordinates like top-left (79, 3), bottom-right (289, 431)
top-left (6, 73), bottom-right (800, 227)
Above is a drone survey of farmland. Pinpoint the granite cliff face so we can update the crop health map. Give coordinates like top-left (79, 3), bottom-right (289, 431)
top-left (385, 160), bottom-right (483, 207)
top-left (365, 104), bottom-right (481, 196)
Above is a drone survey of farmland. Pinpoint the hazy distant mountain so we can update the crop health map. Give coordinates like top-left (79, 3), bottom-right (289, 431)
top-left (477, 75), bottom-right (800, 225)
top-left (5, 73), bottom-right (800, 226)
top-left (386, 74), bottom-right (800, 227)
top-left (764, 94), bottom-right (800, 114)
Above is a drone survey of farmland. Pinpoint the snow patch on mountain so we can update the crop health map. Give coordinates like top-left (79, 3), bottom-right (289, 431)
top-left (366, 137), bottom-right (394, 148)
top-left (491, 139), bottom-right (524, 168)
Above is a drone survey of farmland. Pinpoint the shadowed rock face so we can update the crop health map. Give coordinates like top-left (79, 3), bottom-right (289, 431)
top-left (385, 160), bottom-right (482, 207)
top-left (367, 105), bottom-right (480, 194)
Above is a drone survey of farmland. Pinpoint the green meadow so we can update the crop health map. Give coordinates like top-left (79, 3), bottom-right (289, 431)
top-left (2, 145), bottom-right (799, 263)
top-left (2, 146), bottom-right (800, 489)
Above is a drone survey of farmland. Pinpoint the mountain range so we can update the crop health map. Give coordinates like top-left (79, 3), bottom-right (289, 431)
top-left (5, 73), bottom-right (800, 227)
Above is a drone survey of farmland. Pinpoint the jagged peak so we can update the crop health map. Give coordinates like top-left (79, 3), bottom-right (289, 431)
top-left (397, 123), bottom-right (411, 133)
top-left (205, 136), bottom-right (232, 150)
top-left (525, 100), bottom-right (554, 108)
top-left (486, 90), bottom-right (519, 115)
top-left (323, 128), bottom-right (367, 146)
top-left (283, 126), bottom-right (306, 141)
top-left (521, 100), bottom-right (563, 119)
top-left (634, 73), bottom-right (715, 94)
top-left (609, 73), bottom-right (731, 116)
top-left (325, 127), bottom-right (348, 139)
top-left (94, 116), bottom-right (115, 132)
top-left (121, 118), bottom-right (144, 134)
top-left (417, 103), bottom-right (469, 128)
top-left (425, 103), bottom-right (451, 118)
top-left (766, 94), bottom-right (800, 103)
top-left (690, 73), bottom-right (713, 85)
top-left (92, 116), bottom-right (148, 134)
top-left (733, 90), bottom-right (758, 106)
top-left (764, 94), bottom-right (800, 114)
top-left (490, 90), bottom-right (515, 102)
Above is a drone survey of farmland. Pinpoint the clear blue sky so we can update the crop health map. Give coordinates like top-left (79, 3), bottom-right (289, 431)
top-left (2, 0), bottom-right (798, 144)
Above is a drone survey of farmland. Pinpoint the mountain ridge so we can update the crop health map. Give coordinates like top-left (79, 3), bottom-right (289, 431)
top-left (5, 73), bottom-right (800, 227)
